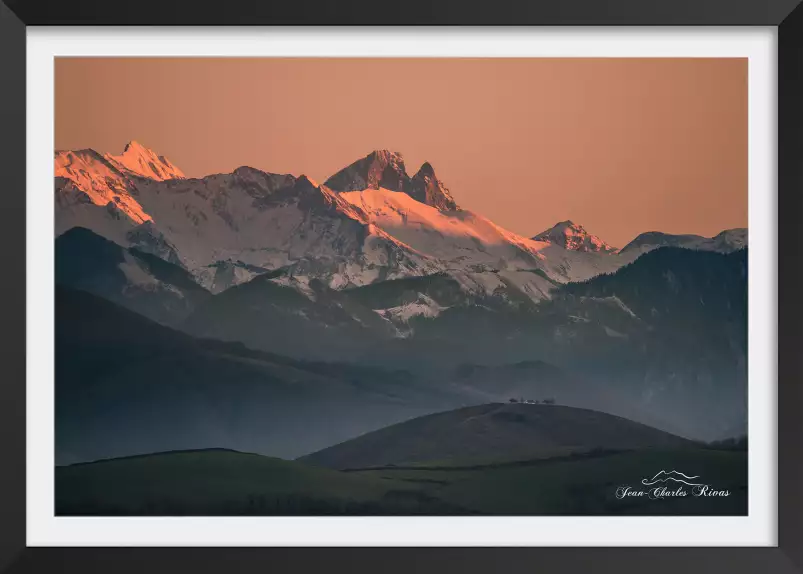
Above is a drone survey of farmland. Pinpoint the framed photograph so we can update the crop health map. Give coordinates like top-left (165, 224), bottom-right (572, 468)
top-left (1, 0), bottom-right (801, 572)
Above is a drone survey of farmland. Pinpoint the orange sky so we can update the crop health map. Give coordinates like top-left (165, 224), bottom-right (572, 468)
top-left (55, 58), bottom-right (747, 247)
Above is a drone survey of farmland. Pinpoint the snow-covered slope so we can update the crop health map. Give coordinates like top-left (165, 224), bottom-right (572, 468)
top-left (107, 140), bottom-right (186, 181)
top-left (54, 141), bottom-right (184, 224)
top-left (55, 149), bottom-right (152, 226)
top-left (51, 144), bottom-right (631, 302)
top-left (339, 188), bottom-right (624, 298)
top-left (341, 187), bottom-right (547, 269)
top-left (55, 144), bottom-right (446, 293)
top-left (54, 142), bottom-right (746, 306)
top-left (618, 228), bottom-right (748, 257)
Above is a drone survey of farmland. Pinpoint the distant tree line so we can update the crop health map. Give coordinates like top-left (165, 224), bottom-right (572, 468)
top-left (705, 435), bottom-right (747, 451)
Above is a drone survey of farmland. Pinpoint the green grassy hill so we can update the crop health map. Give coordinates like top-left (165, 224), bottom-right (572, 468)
top-left (351, 448), bottom-right (747, 515)
top-left (55, 449), bottom-right (469, 516)
top-left (56, 446), bottom-right (746, 516)
top-left (298, 402), bottom-right (697, 470)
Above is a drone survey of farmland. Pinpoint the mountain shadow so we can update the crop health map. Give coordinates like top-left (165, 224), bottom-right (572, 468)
top-left (55, 286), bottom-right (465, 465)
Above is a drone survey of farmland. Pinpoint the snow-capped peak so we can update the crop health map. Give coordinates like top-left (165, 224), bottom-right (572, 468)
top-left (532, 220), bottom-right (616, 254)
top-left (54, 148), bottom-right (154, 225)
top-left (324, 150), bottom-right (458, 211)
top-left (54, 141), bottom-right (185, 230)
top-left (107, 140), bottom-right (185, 181)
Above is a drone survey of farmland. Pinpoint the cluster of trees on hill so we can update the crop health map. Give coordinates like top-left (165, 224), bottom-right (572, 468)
top-left (509, 397), bottom-right (556, 405)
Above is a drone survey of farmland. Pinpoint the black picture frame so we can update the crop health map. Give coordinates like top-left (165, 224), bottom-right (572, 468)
top-left (1, 1), bottom-right (800, 572)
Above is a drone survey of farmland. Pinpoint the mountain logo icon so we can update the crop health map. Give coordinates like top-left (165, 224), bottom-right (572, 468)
top-left (641, 470), bottom-right (704, 487)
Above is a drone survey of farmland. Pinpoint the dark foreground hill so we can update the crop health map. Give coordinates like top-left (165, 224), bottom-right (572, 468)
top-left (55, 287), bottom-right (463, 465)
top-left (56, 227), bottom-right (210, 325)
top-left (299, 403), bottom-right (696, 470)
top-left (56, 447), bottom-right (747, 516)
top-left (55, 449), bottom-right (469, 516)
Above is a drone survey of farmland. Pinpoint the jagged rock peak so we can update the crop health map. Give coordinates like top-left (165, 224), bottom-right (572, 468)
top-left (325, 150), bottom-right (458, 211)
top-left (324, 149), bottom-right (409, 194)
top-left (410, 161), bottom-right (458, 211)
top-left (533, 220), bottom-right (616, 253)
top-left (415, 161), bottom-right (436, 177)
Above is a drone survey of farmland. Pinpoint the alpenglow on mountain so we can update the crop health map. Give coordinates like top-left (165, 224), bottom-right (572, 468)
top-left (324, 150), bottom-right (458, 211)
top-left (533, 220), bottom-right (617, 253)
top-left (55, 143), bottom-right (637, 298)
top-left (54, 141), bottom-right (746, 303)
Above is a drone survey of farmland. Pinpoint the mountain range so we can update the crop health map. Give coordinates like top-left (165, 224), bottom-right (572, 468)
top-left (54, 141), bottom-right (749, 461)
top-left (55, 141), bottom-right (745, 300)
